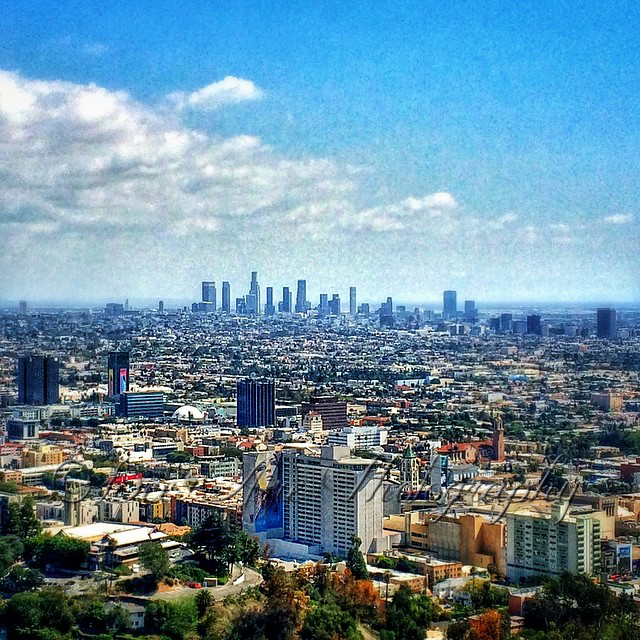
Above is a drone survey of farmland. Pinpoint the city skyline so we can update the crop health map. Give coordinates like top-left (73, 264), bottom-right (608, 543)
top-left (1, 2), bottom-right (639, 304)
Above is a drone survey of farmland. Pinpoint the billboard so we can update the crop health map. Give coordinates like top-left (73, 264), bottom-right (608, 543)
top-left (119, 368), bottom-right (128, 394)
top-left (108, 369), bottom-right (114, 397)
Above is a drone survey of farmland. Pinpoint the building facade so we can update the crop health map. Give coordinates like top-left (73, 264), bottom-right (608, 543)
top-left (17, 355), bottom-right (59, 405)
top-left (237, 378), bottom-right (276, 428)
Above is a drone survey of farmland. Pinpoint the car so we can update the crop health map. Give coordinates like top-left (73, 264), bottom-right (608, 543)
top-left (186, 582), bottom-right (202, 589)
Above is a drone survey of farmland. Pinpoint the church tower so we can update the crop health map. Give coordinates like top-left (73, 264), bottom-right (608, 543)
top-left (492, 413), bottom-right (505, 462)
top-left (400, 445), bottom-right (420, 491)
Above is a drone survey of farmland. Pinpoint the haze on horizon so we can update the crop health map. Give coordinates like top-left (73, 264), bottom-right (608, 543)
top-left (0, 2), bottom-right (638, 304)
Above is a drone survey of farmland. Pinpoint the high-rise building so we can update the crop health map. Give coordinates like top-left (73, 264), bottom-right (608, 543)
top-left (279, 287), bottom-right (292, 313)
top-left (202, 281), bottom-right (216, 310)
top-left (107, 352), bottom-right (130, 399)
top-left (248, 271), bottom-right (261, 315)
top-left (464, 300), bottom-right (477, 320)
top-left (597, 308), bottom-right (617, 339)
top-left (358, 303), bottom-right (370, 317)
top-left (302, 395), bottom-right (347, 431)
top-left (237, 378), bottom-right (276, 428)
top-left (526, 314), bottom-right (542, 335)
top-left (235, 298), bottom-right (246, 314)
top-left (380, 297), bottom-right (394, 327)
top-left (17, 356), bottom-right (59, 405)
top-left (506, 503), bottom-right (602, 582)
top-left (18, 301), bottom-right (27, 315)
top-left (245, 293), bottom-right (257, 315)
top-left (443, 290), bottom-right (457, 318)
top-left (349, 287), bottom-right (357, 316)
top-left (500, 313), bottom-right (513, 333)
top-left (222, 281), bottom-right (231, 313)
top-left (265, 287), bottom-right (275, 316)
top-left (329, 294), bottom-right (341, 315)
top-left (319, 293), bottom-right (329, 315)
top-left (281, 446), bottom-right (388, 557)
top-left (243, 447), bottom-right (390, 558)
top-left (295, 279), bottom-right (308, 313)
top-left (158, 300), bottom-right (164, 313)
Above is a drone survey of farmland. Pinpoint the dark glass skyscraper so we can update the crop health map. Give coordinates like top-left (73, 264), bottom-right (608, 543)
top-left (295, 279), bottom-right (307, 313)
top-left (500, 313), bottom-right (513, 333)
top-left (527, 314), bottom-right (542, 335)
top-left (237, 378), bottom-right (275, 427)
top-left (280, 287), bottom-right (292, 313)
top-left (222, 281), bottom-right (231, 312)
top-left (443, 290), bottom-right (457, 318)
top-left (17, 355), bottom-right (59, 405)
top-left (107, 352), bottom-right (130, 399)
top-left (597, 308), bottom-right (617, 339)
top-left (464, 300), bottom-right (477, 320)
top-left (265, 286), bottom-right (275, 316)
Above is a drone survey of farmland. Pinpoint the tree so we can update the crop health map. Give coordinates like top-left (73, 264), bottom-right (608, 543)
top-left (24, 534), bottom-right (89, 570)
top-left (234, 530), bottom-right (261, 567)
top-left (381, 584), bottom-right (438, 640)
top-left (145, 599), bottom-right (197, 640)
top-left (105, 604), bottom-right (132, 633)
top-left (469, 609), bottom-right (510, 640)
top-left (2, 496), bottom-right (42, 539)
top-left (195, 588), bottom-right (213, 619)
top-left (3, 566), bottom-right (44, 593)
top-left (346, 535), bottom-right (369, 581)
top-left (139, 540), bottom-right (170, 583)
top-left (5, 588), bottom-right (75, 640)
top-left (190, 513), bottom-right (236, 577)
top-left (299, 603), bottom-right (361, 640)
top-left (0, 535), bottom-right (24, 573)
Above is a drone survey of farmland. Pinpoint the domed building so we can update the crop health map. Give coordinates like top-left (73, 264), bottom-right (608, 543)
top-left (171, 405), bottom-right (205, 423)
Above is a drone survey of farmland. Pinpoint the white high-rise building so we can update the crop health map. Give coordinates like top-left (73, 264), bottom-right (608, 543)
top-left (243, 446), bottom-right (390, 558)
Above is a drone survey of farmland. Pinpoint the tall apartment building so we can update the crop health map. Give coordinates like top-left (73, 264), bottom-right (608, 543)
top-left (243, 446), bottom-right (390, 559)
top-left (506, 503), bottom-right (602, 582)
top-left (17, 355), bottom-right (59, 405)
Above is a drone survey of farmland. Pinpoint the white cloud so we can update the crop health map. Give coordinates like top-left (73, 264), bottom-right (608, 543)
top-left (168, 76), bottom-right (264, 111)
top-left (603, 213), bottom-right (634, 224)
top-left (2, 69), bottom-right (622, 302)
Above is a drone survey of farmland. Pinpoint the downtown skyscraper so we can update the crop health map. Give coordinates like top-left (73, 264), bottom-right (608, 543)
top-left (222, 281), bottom-right (231, 313)
top-left (443, 290), bottom-right (457, 318)
top-left (246, 271), bottom-right (261, 315)
top-left (295, 279), bottom-right (308, 313)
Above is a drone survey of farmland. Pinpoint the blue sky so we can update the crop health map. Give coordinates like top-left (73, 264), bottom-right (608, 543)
top-left (0, 1), bottom-right (638, 305)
